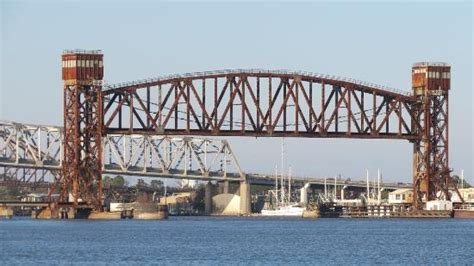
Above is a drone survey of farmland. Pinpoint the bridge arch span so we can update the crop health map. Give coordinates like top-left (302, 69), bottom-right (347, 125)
top-left (103, 69), bottom-right (421, 140)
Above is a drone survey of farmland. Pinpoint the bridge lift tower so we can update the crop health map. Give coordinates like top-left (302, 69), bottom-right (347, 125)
top-left (61, 50), bottom-right (104, 209)
top-left (412, 62), bottom-right (451, 208)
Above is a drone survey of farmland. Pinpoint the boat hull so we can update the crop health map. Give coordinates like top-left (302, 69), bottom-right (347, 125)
top-left (261, 206), bottom-right (305, 217)
top-left (454, 209), bottom-right (474, 218)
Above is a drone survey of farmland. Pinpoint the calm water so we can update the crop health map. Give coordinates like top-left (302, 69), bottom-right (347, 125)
top-left (1, 217), bottom-right (473, 265)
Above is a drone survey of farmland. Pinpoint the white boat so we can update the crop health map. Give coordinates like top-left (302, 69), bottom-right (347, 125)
top-left (260, 139), bottom-right (305, 217)
top-left (261, 205), bottom-right (305, 216)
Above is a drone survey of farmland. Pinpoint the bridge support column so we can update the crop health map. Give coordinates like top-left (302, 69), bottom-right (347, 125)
top-left (411, 63), bottom-right (451, 209)
top-left (59, 50), bottom-right (104, 210)
top-left (0, 206), bottom-right (13, 219)
top-left (300, 183), bottom-right (310, 205)
top-left (239, 180), bottom-right (251, 215)
top-left (204, 182), bottom-right (213, 214)
top-left (218, 180), bottom-right (230, 194)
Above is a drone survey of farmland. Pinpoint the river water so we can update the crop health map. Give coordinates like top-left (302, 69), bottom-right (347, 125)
top-left (1, 217), bottom-right (473, 265)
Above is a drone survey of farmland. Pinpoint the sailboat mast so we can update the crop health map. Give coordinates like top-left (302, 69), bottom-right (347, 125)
top-left (324, 176), bottom-right (327, 198)
top-left (366, 169), bottom-right (370, 203)
top-left (288, 166), bottom-right (292, 202)
top-left (280, 138), bottom-right (285, 204)
top-left (377, 168), bottom-right (381, 205)
top-left (275, 165), bottom-right (279, 205)
top-left (373, 177), bottom-right (376, 203)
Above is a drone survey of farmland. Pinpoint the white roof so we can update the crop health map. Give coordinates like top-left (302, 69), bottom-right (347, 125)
top-left (389, 188), bottom-right (412, 194)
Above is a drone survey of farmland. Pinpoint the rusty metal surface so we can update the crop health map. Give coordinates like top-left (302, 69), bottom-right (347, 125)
top-left (411, 63), bottom-right (451, 208)
top-left (101, 66), bottom-right (453, 209)
top-left (62, 51), bottom-right (103, 82)
top-left (103, 72), bottom-right (420, 140)
top-left (60, 50), bottom-right (104, 210)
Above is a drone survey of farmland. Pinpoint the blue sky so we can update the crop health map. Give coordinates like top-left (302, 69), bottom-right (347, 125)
top-left (1, 1), bottom-right (472, 184)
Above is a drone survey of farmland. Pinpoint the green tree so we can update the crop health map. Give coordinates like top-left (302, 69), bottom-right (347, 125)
top-left (150, 179), bottom-right (164, 190)
top-left (137, 178), bottom-right (148, 188)
top-left (110, 175), bottom-right (125, 188)
top-left (102, 176), bottom-right (111, 187)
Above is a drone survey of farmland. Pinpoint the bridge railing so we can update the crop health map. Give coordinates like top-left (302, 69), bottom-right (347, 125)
top-left (103, 134), bottom-right (245, 181)
top-left (104, 69), bottom-right (412, 97)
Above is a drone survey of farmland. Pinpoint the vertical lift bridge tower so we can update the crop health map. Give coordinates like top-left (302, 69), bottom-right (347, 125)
top-left (61, 50), bottom-right (104, 209)
top-left (412, 62), bottom-right (451, 208)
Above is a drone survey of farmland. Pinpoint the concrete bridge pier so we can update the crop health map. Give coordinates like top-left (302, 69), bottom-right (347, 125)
top-left (239, 180), bottom-right (251, 215)
top-left (0, 206), bottom-right (13, 219)
top-left (300, 183), bottom-right (310, 205)
top-left (218, 180), bottom-right (230, 194)
top-left (205, 181), bottom-right (213, 214)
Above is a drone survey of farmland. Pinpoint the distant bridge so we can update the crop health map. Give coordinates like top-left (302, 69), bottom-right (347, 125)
top-left (0, 120), bottom-right (245, 185)
top-left (0, 120), bottom-right (410, 191)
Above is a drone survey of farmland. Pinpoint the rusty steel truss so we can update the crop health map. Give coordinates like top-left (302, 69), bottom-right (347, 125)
top-left (410, 63), bottom-right (455, 208)
top-left (6, 54), bottom-right (454, 210)
top-left (103, 70), bottom-right (419, 139)
top-left (61, 50), bottom-right (105, 209)
top-left (102, 68), bottom-right (453, 208)
top-left (62, 82), bottom-right (103, 208)
top-left (412, 94), bottom-right (451, 206)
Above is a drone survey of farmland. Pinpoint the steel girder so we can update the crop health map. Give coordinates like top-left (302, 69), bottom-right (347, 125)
top-left (0, 120), bottom-right (245, 184)
top-left (2, 68), bottom-right (454, 209)
top-left (101, 69), bottom-right (453, 209)
top-left (0, 121), bottom-right (61, 187)
top-left (103, 71), bottom-right (420, 139)
top-left (0, 167), bottom-right (53, 188)
top-left (102, 135), bottom-right (245, 181)
top-left (62, 84), bottom-right (103, 209)
top-left (412, 92), bottom-right (451, 208)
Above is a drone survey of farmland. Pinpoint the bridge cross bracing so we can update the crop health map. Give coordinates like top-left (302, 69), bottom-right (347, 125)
top-left (0, 120), bottom-right (412, 191)
top-left (0, 120), bottom-right (245, 187)
top-left (103, 70), bottom-right (419, 140)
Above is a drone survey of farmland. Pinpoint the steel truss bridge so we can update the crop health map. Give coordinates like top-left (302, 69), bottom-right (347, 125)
top-left (2, 50), bottom-right (453, 211)
top-left (0, 120), bottom-right (411, 191)
top-left (100, 67), bottom-right (450, 209)
top-left (104, 69), bottom-right (417, 139)
top-left (0, 120), bottom-right (245, 186)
